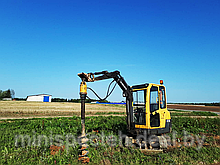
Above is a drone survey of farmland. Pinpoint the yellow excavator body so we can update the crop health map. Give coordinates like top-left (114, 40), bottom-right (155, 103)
top-left (78, 70), bottom-right (172, 162)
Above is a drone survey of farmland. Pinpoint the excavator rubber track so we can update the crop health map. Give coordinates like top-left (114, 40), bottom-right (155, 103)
top-left (125, 135), bottom-right (168, 153)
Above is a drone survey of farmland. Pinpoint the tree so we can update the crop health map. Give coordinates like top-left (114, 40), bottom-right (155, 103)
top-left (0, 89), bottom-right (15, 99)
top-left (10, 89), bottom-right (15, 98)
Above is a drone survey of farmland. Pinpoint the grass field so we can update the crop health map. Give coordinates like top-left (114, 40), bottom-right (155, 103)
top-left (0, 101), bottom-right (219, 119)
top-left (0, 116), bottom-right (220, 164)
top-left (0, 101), bottom-right (220, 164)
top-left (0, 101), bottom-right (126, 117)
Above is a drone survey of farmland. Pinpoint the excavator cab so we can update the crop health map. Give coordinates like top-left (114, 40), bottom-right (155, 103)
top-left (131, 83), bottom-right (171, 135)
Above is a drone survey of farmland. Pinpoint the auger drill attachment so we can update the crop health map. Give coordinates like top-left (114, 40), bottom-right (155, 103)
top-left (78, 79), bottom-right (89, 163)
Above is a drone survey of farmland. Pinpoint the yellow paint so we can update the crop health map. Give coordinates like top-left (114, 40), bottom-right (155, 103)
top-left (80, 81), bottom-right (87, 94)
top-left (132, 83), bottom-right (171, 131)
top-left (132, 88), bottom-right (148, 91)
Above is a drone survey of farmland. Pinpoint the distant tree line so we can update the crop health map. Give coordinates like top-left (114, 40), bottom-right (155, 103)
top-left (168, 102), bottom-right (220, 106)
top-left (14, 98), bottom-right (26, 101)
top-left (0, 89), bottom-right (15, 100)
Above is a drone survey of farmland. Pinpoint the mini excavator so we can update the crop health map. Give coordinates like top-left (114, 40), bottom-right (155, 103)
top-left (78, 70), bottom-right (172, 162)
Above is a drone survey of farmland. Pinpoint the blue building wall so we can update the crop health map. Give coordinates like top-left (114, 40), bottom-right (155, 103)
top-left (43, 96), bottom-right (49, 102)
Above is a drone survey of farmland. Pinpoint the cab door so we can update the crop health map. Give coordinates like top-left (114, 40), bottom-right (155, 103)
top-left (132, 90), bottom-right (146, 125)
top-left (149, 86), bottom-right (160, 127)
top-left (149, 85), bottom-right (167, 129)
top-left (159, 86), bottom-right (167, 128)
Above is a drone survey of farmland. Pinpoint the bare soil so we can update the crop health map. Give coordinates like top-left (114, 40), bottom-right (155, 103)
top-left (168, 104), bottom-right (220, 112)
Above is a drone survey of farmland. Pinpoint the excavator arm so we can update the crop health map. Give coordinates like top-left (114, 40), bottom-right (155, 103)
top-left (78, 70), bottom-right (133, 131)
top-left (78, 71), bottom-right (131, 96)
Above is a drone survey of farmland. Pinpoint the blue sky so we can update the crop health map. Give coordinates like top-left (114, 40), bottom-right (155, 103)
top-left (0, 0), bottom-right (219, 102)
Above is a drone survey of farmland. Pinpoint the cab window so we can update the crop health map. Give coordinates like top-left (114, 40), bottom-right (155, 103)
top-left (133, 90), bottom-right (146, 125)
top-left (150, 86), bottom-right (159, 112)
top-left (159, 86), bottom-right (166, 109)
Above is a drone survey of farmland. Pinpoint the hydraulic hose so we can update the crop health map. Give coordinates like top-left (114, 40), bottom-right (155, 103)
top-left (87, 80), bottom-right (117, 101)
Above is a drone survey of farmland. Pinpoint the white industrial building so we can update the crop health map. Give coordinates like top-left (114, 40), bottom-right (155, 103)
top-left (26, 94), bottom-right (52, 102)
top-left (2, 98), bottom-right (12, 101)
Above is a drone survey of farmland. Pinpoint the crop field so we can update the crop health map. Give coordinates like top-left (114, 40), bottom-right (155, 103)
top-left (0, 101), bottom-right (220, 164)
top-left (0, 101), bottom-right (126, 118)
top-left (168, 104), bottom-right (220, 113)
top-left (0, 101), bottom-right (219, 119)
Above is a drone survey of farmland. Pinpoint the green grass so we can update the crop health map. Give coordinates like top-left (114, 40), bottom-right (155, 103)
top-left (191, 111), bottom-right (218, 116)
top-left (0, 116), bottom-right (220, 164)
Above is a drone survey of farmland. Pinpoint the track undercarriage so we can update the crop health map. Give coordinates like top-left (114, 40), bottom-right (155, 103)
top-left (124, 134), bottom-right (168, 153)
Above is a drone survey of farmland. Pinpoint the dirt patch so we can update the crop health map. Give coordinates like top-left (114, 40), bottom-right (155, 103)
top-left (168, 104), bottom-right (220, 112)
top-left (49, 145), bottom-right (65, 155)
